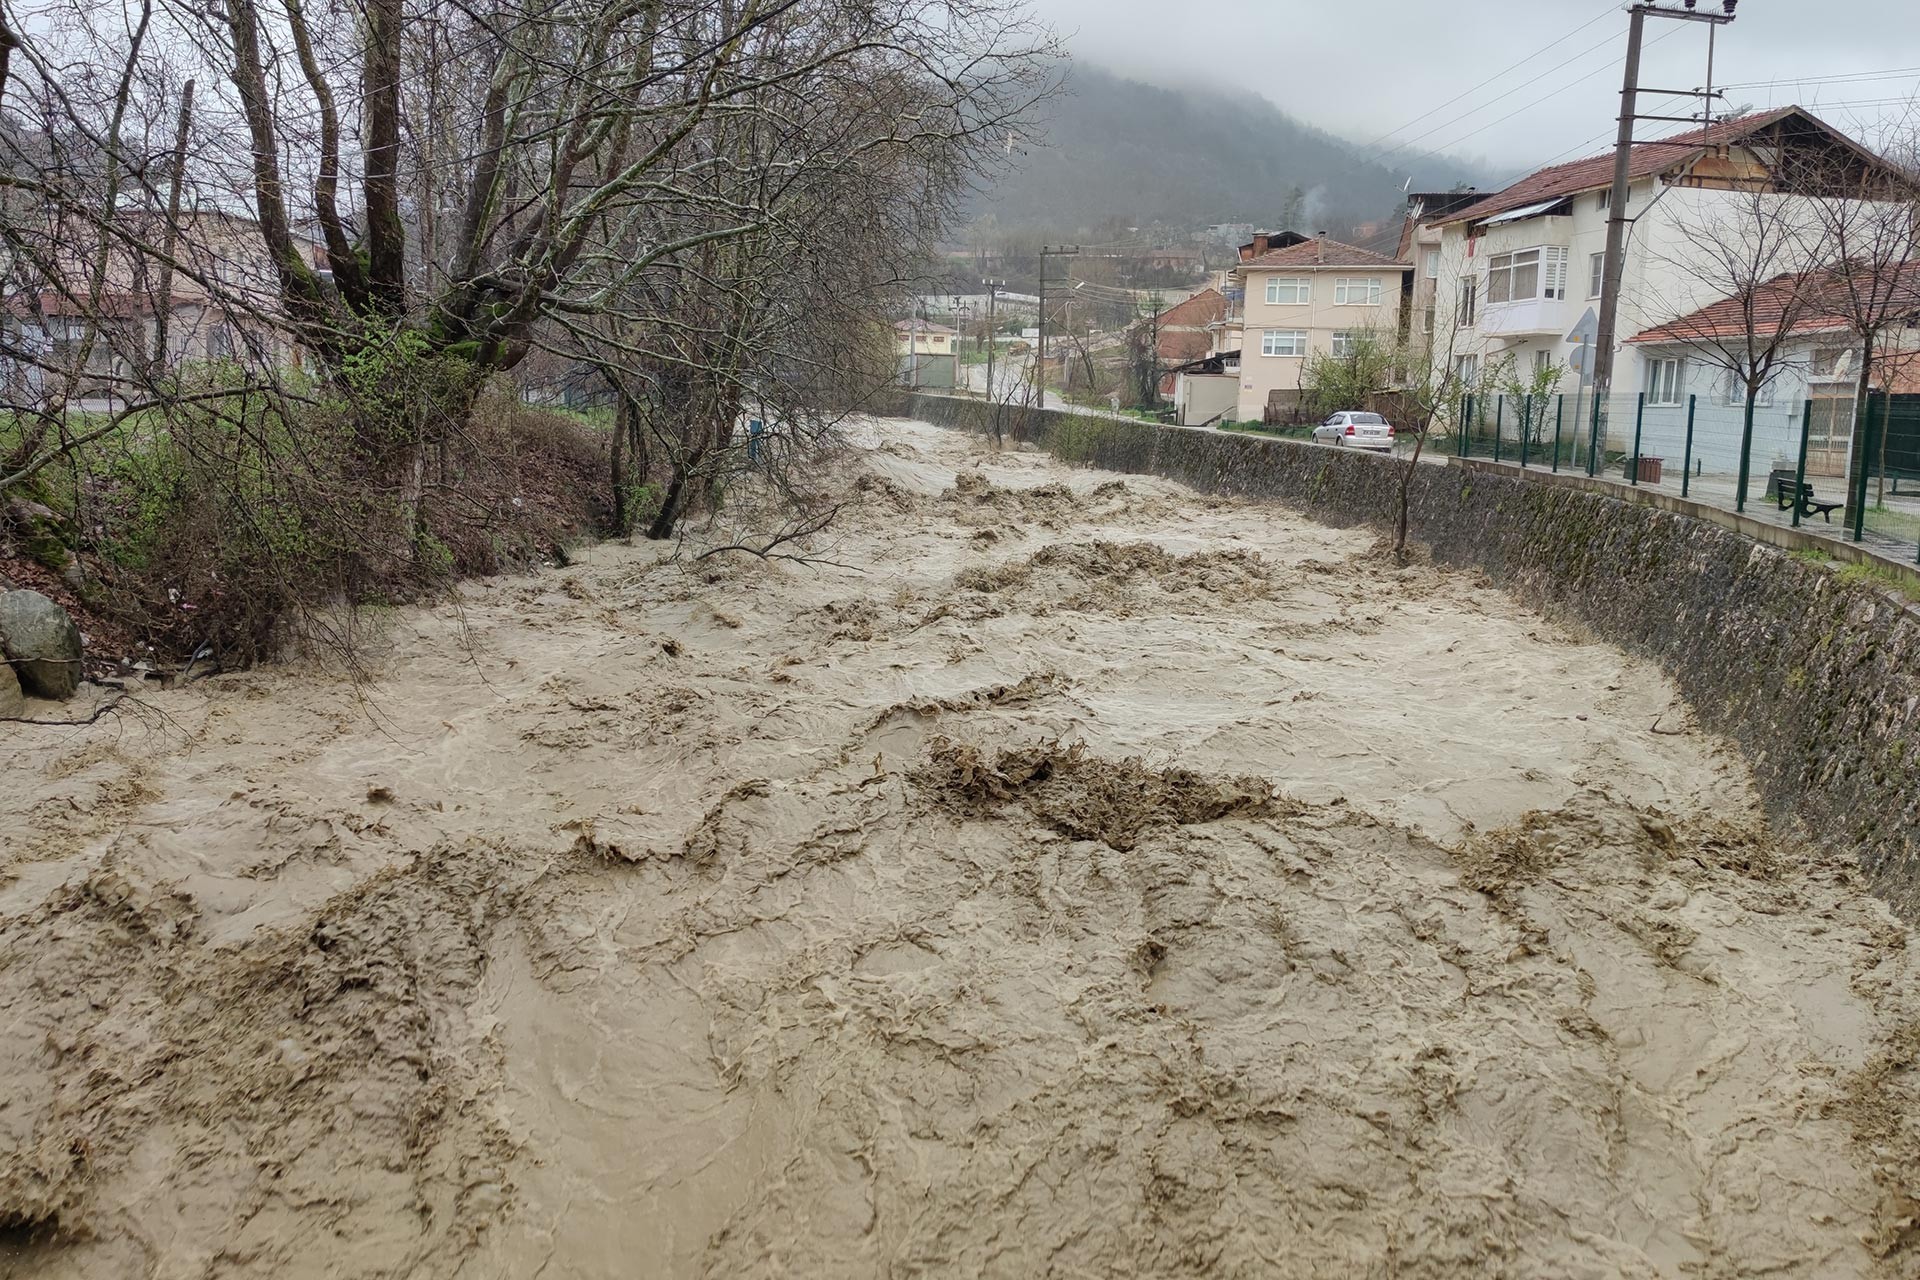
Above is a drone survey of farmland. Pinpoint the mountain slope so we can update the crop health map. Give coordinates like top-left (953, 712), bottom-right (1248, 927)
top-left (972, 64), bottom-right (1489, 237)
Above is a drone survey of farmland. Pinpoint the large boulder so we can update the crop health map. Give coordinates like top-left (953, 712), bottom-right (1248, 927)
top-left (0, 590), bottom-right (83, 700)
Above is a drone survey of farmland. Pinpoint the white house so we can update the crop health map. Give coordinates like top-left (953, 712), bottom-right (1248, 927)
top-left (1623, 263), bottom-right (1920, 478)
top-left (1427, 107), bottom-right (1910, 453)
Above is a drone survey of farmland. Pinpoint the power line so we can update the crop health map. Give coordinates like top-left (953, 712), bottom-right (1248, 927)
top-left (1333, 35), bottom-right (1691, 260)
top-left (1355, 29), bottom-right (1630, 173)
top-left (1345, 1), bottom-right (1622, 165)
top-left (1420, 26), bottom-right (1688, 172)
top-left (1715, 65), bottom-right (1920, 92)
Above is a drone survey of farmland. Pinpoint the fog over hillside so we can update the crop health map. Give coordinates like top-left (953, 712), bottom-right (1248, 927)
top-left (968, 64), bottom-right (1494, 241)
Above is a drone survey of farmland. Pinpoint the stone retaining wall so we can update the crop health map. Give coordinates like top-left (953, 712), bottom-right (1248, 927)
top-left (897, 393), bottom-right (1920, 919)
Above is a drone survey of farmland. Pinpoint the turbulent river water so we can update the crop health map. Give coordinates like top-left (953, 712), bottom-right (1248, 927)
top-left (3, 418), bottom-right (1918, 1278)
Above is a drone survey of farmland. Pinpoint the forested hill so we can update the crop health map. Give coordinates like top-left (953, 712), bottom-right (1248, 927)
top-left (970, 64), bottom-right (1491, 237)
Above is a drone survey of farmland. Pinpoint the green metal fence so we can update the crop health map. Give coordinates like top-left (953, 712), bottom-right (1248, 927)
top-left (1853, 393), bottom-right (1920, 562)
top-left (1449, 389), bottom-right (1920, 562)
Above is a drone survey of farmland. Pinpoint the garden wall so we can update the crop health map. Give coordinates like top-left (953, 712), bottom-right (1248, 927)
top-left (896, 393), bottom-right (1920, 919)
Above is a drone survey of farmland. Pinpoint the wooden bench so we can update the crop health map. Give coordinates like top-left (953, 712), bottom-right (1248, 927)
top-left (1766, 469), bottom-right (1845, 522)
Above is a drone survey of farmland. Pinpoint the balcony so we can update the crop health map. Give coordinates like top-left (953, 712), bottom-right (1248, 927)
top-left (1478, 296), bottom-right (1565, 338)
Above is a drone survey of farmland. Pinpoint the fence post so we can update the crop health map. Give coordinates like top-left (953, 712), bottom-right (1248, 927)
top-left (1629, 392), bottom-right (1646, 485)
top-left (1519, 395), bottom-right (1532, 469)
top-left (1460, 394), bottom-right (1473, 458)
top-left (1681, 394), bottom-right (1697, 498)
top-left (1853, 392), bottom-right (1882, 543)
top-left (1551, 395), bottom-right (1564, 473)
top-left (1493, 395), bottom-right (1504, 463)
top-left (1792, 397), bottom-right (1812, 529)
top-left (1850, 391), bottom-right (1872, 542)
top-left (1587, 393), bottom-right (1602, 477)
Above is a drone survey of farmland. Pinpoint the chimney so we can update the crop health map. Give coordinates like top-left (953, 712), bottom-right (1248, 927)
top-left (1246, 230), bottom-right (1271, 260)
top-left (1316, 230), bottom-right (1328, 263)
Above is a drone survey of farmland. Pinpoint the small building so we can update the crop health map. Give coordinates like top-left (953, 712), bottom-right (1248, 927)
top-left (1168, 349), bottom-right (1240, 426)
top-left (1624, 263), bottom-right (1920, 478)
top-left (1217, 232), bottom-right (1411, 423)
top-left (894, 319), bottom-right (958, 389)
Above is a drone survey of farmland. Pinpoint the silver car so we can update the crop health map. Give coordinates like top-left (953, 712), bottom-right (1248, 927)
top-left (1312, 411), bottom-right (1395, 451)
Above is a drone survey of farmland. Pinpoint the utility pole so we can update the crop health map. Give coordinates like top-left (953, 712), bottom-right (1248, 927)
top-left (1592, 0), bottom-right (1736, 426)
top-left (1037, 244), bottom-right (1079, 401)
top-left (982, 278), bottom-right (1003, 403)
top-left (1141, 290), bottom-right (1164, 409)
top-left (909, 297), bottom-right (922, 392)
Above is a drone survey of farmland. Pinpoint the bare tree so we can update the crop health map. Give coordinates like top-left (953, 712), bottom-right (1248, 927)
top-left (1644, 189), bottom-right (1825, 507)
top-left (1785, 132), bottom-right (1920, 506)
top-left (1392, 324), bottom-right (1472, 558)
top-left (0, 0), bottom-right (1058, 662)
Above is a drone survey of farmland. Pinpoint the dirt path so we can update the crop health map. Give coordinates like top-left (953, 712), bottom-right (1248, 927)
top-left (4, 418), bottom-right (1918, 1279)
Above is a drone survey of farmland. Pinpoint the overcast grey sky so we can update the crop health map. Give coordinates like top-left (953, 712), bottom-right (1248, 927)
top-left (1033, 0), bottom-right (1920, 178)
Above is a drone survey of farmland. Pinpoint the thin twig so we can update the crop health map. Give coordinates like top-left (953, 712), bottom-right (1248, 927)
top-left (1, 692), bottom-right (127, 725)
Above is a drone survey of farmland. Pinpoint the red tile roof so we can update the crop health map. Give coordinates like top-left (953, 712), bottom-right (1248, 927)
top-left (1151, 287), bottom-right (1226, 329)
top-left (1438, 106), bottom-right (1815, 227)
top-left (1239, 236), bottom-right (1407, 271)
top-left (1628, 260), bottom-right (1920, 345)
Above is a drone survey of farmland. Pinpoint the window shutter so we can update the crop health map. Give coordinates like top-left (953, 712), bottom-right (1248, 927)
top-left (1544, 247), bottom-right (1568, 300)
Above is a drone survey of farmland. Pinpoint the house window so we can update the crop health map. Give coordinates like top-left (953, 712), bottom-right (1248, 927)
top-left (1455, 354), bottom-right (1479, 385)
top-left (1457, 277), bottom-right (1477, 327)
top-left (208, 325), bottom-right (234, 360)
top-left (1722, 370), bottom-right (1775, 408)
top-left (1422, 301), bottom-right (1436, 334)
top-left (1534, 349), bottom-right (1554, 377)
top-left (1331, 330), bottom-right (1355, 357)
top-left (1588, 252), bottom-right (1604, 299)
top-left (1334, 277), bottom-right (1381, 306)
top-left (1543, 247), bottom-right (1568, 300)
top-left (1424, 249), bottom-right (1439, 278)
top-left (1597, 188), bottom-right (1611, 212)
top-left (1648, 356), bottom-right (1683, 405)
top-left (1261, 329), bottom-right (1308, 357)
top-left (1264, 277), bottom-right (1310, 305)
top-left (1486, 249), bottom-right (1540, 304)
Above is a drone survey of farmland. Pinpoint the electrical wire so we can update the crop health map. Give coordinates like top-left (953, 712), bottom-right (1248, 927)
top-left (1344, 0), bottom-right (1623, 165)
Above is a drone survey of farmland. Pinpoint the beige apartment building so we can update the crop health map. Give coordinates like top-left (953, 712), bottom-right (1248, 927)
top-left (1219, 233), bottom-right (1410, 423)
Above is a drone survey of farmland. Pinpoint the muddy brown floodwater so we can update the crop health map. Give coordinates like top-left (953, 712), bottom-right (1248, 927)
top-left (4, 418), bottom-right (1920, 1279)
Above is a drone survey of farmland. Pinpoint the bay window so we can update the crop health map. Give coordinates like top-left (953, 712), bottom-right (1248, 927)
top-left (1486, 249), bottom-right (1539, 304)
top-left (1485, 246), bottom-right (1570, 304)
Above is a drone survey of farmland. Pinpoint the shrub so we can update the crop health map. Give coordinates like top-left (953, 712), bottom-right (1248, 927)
top-left (28, 373), bottom-right (610, 666)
